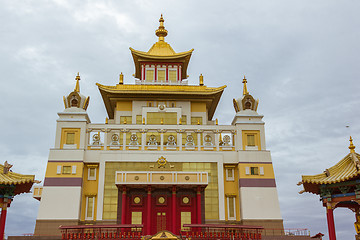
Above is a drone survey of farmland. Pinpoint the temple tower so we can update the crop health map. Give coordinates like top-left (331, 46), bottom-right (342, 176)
top-left (33, 16), bottom-right (283, 236)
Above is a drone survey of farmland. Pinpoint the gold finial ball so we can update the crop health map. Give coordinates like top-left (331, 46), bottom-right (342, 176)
top-left (156, 14), bottom-right (168, 39)
top-left (76, 72), bottom-right (80, 81)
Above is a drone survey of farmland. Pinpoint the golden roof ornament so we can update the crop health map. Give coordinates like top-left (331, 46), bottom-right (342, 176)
top-left (75, 72), bottom-right (80, 92)
top-left (349, 136), bottom-right (356, 153)
top-left (119, 72), bottom-right (124, 85)
top-left (242, 75), bottom-right (248, 95)
top-left (155, 14), bottom-right (168, 42)
top-left (199, 74), bottom-right (204, 86)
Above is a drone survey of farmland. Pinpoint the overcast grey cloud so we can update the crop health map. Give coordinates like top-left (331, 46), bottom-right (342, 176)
top-left (1, 1), bottom-right (359, 239)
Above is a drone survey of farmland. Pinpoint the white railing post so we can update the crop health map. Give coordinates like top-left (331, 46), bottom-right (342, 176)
top-left (178, 130), bottom-right (183, 151)
top-left (122, 130), bottom-right (127, 151)
top-left (141, 130), bottom-right (146, 150)
top-left (103, 129), bottom-right (108, 151)
top-left (160, 131), bottom-right (164, 151)
top-left (215, 130), bottom-right (220, 151)
top-left (197, 131), bottom-right (201, 151)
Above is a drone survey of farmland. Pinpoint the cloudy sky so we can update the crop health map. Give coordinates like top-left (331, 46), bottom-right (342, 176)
top-left (0, 0), bottom-right (359, 239)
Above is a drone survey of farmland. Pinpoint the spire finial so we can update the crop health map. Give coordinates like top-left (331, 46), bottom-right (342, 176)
top-left (155, 14), bottom-right (168, 41)
top-left (349, 136), bottom-right (356, 153)
top-left (75, 72), bottom-right (80, 92)
top-left (242, 75), bottom-right (248, 95)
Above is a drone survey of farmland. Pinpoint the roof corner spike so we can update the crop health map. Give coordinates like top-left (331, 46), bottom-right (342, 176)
top-left (349, 136), bottom-right (356, 153)
top-left (242, 75), bottom-right (248, 95)
top-left (155, 14), bottom-right (168, 41)
top-left (75, 72), bottom-right (80, 92)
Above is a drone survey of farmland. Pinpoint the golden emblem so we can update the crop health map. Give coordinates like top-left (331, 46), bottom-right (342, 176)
top-left (157, 156), bottom-right (167, 168)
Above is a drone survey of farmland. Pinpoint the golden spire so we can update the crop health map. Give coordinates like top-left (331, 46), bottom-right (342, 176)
top-left (155, 14), bottom-right (168, 41)
top-left (75, 72), bottom-right (80, 92)
top-left (349, 136), bottom-right (356, 153)
top-left (242, 75), bottom-right (248, 95)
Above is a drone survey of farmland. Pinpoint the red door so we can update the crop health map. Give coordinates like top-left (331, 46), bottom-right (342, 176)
top-left (156, 212), bottom-right (167, 232)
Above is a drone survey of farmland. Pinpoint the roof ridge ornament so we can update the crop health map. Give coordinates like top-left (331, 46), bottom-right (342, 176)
top-left (155, 14), bottom-right (168, 42)
top-left (349, 136), bottom-right (356, 153)
top-left (3, 161), bottom-right (13, 174)
top-left (75, 72), bottom-right (80, 92)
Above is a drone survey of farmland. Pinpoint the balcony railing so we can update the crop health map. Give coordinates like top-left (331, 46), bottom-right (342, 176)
top-left (83, 124), bottom-right (236, 152)
top-left (59, 224), bottom-right (143, 240)
top-left (180, 224), bottom-right (263, 240)
top-left (115, 171), bottom-right (208, 186)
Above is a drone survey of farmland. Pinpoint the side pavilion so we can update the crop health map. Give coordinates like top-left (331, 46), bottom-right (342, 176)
top-left (0, 161), bottom-right (39, 239)
top-left (299, 137), bottom-right (360, 240)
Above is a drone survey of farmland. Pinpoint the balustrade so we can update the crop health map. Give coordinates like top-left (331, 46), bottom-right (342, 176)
top-left (86, 124), bottom-right (236, 152)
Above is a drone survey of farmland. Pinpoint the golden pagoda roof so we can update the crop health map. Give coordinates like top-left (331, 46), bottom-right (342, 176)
top-left (147, 41), bottom-right (176, 56)
top-left (302, 152), bottom-right (360, 185)
top-left (301, 137), bottom-right (360, 194)
top-left (0, 161), bottom-right (38, 195)
top-left (96, 83), bottom-right (226, 120)
top-left (130, 15), bottom-right (193, 80)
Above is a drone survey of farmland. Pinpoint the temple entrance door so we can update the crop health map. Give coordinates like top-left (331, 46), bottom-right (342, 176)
top-left (156, 212), bottom-right (167, 232)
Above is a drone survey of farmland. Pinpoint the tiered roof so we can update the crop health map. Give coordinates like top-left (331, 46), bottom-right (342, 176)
top-left (130, 15), bottom-right (193, 80)
top-left (96, 83), bottom-right (226, 120)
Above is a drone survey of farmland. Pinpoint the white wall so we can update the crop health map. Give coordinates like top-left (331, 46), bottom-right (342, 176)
top-left (240, 187), bottom-right (282, 220)
top-left (37, 187), bottom-right (82, 220)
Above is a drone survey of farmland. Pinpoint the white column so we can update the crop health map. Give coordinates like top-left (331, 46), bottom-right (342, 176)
top-left (217, 160), bottom-right (226, 220)
top-left (233, 131), bottom-right (238, 150)
top-left (103, 130), bottom-right (108, 151)
top-left (142, 132), bottom-right (146, 150)
top-left (141, 64), bottom-right (144, 81)
top-left (96, 159), bottom-right (106, 220)
top-left (160, 132), bottom-right (164, 151)
top-left (215, 132), bottom-right (220, 151)
top-left (86, 130), bottom-right (90, 148)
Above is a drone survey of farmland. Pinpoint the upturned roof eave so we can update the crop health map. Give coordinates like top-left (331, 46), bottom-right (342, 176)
top-left (301, 152), bottom-right (360, 190)
top-left (97, 83), bottom-right (226, 120)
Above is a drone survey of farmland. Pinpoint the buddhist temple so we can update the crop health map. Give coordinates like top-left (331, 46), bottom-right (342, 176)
top-left (300, 137), bottom-right (360, 240)
top-left (32, 15), bottom-right (284, 238)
